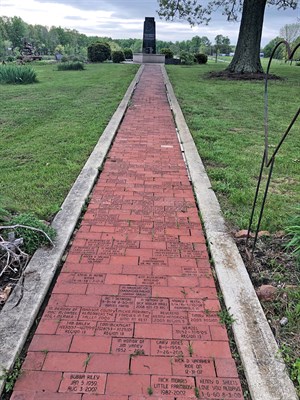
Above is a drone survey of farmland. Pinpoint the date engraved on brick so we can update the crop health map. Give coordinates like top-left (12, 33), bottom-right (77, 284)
top-left (59, 373), bottom-right (106, 394)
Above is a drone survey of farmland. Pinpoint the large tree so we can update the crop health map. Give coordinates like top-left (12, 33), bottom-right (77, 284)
top-left (157, 0), bottom-right (298, 74)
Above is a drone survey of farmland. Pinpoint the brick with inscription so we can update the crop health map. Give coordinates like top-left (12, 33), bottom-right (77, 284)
top-left (196, 377), bottom-right (243, 399)
top-left (170, 299), bottom-right (204, 312)
top-left (189, 311), bottom-right (221, 325)
top-left (151, 375), bottom-right (195, 397)
top-left (119, 285), bottom-right (151, 297)
top-left (101, 296), bottom-right (135, 309)
top-left (43, 306), bottom-right (80, 320)
top-left (111, 338), bottom-right (150, 355)
top-left (181, 266), bottom-right (199, 276)
top-left (152, 310), bottom-right (188, 325)
top-left (72, 273), bottom-right (105, 284)
top-left (59, 373), bottom-right (106, 394)
top-left (95, 322), bottom-right (134, 337)
top-left (173, 325), bottom-right (211, 340)
top-left (136, 275), bottom-right (167, 286)
top-left (151, 339), bottom-right (190, 357)
top-left (116, 309), bottom-right (151, 323)
top-left (172, 357), bottom-right (215, 377)
top-left (79, 307), bottom-right (116, 322)
top-left (57, 321), bottom-right (96, 335)
top-left (135, 298), bottom-right (169, 310)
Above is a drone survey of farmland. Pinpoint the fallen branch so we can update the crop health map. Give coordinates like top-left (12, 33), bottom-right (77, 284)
top-left (0, 224), bottom-right (54, 247)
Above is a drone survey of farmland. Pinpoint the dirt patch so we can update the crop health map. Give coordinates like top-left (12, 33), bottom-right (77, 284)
top-left (236, 234), bottom-right (300, 395)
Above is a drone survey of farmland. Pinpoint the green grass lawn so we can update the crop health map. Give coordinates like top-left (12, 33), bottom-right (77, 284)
top-left (166, 60), bottom-right (300, 232)
top-left (0, 63), bottom-right (139, 219)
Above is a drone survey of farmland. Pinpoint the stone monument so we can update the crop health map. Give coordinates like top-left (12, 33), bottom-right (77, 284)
top-left (133, 17), bottom-right (165, 64)
top-left (143, 17), bottom-right (156, 54)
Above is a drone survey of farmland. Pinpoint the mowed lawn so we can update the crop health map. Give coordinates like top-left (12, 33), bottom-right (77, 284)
top-left (0, 63), bottom-right (139, 219)
top-left (166, 61), bottom-right (300, 232)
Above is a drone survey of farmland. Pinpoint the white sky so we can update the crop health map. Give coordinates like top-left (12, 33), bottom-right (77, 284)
top-left (0, 0), bottom-right (299, 46)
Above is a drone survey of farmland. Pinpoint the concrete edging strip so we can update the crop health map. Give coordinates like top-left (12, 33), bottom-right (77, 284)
top-left (0, 65), bottom-right (144, 394)
top-left (161, 65), bottom-right (298, 400)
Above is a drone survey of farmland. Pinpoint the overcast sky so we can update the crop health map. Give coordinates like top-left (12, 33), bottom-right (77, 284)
top-left (1, 0), bottom-right (299, 46)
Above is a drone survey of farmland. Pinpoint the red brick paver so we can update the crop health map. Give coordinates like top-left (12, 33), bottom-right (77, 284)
top-left (11, 65), bottom-right (243, 399)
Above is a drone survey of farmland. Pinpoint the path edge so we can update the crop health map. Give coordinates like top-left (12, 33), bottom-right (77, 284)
top-left (0, 65), bottom-right (144, 395)
top-left (162, 65), bottom-right (298, 400)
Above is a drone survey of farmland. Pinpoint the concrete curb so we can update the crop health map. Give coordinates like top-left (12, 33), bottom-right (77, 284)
top-left (161, 65), bottom-right (298, 400)
top-left (0, 65), bottom-right (144, 395)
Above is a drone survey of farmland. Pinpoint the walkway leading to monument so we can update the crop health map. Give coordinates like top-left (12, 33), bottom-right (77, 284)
top-left (11, 65), bottom-right (243, 399)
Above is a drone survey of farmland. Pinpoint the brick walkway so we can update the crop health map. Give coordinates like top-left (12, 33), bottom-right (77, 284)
top-left (11, 65), bottom-right (243, 400)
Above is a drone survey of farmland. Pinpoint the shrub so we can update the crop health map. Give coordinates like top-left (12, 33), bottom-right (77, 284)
top-left (6, 213), bottom-right (56, 255)
top-left (87, 42), bottom-right (111, 63)
top-left (180, 51), bottom-right (194, 65)
top-left (161, 48), bottom-right (174, 59)
top-left (112, 50), bottom-right (125, 63)
top-left (0, 65), bottom-right (38, 84)
top-left (6, 56), bottom-right (15, 62)
top-left (194, 53), bottom-right (208, 64)
top-left (57, 62), bottom-right (85, 71)
top-left (123, 48), bottom-right (133, 59)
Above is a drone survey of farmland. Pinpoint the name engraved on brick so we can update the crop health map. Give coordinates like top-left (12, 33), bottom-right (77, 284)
top-left (79, 307), bottom-right (116, 322)
top-left (151, 340), bottom-right (189, 357)
top-left (57, 321), bottom-right (96, 335)
top-left (116, 309), bottom-right (151, 323)
top-left (173, 325), bottom-right (211, 340)
top-left (140, 258), bottom-right (167, 266)
top-left (153, 250), bottom-right (179, 258)
top-left (112, 338), bottom-right (150, 355)
top-left (71, 247), bottom-right (97, 255)
top-left (189, 311), bottom-right (220, 325)
top-left (152, 311), bottom-right (188, 325)
top-left (43, 306), bottom-right (80, 320)
top-left (95, 322), bottom-right (134, 337)
top-left (173, 357), bottom-right (214, 376)
top-left (71, 273), bottom-right (105, 284)
top-left (119, 285), bottom-right (152, 297)
top-left (135, 298), bottom-right (169, 310)
top-left (182, 267), bottom-right (199, 276)
top-left (59, 373), bottom-right (105, 394)
top-left (101, 296), bottom-right (135, 309)
top-left (136, 275), bottom-right (167, 286)
top-left (196, 377), bottom-right (243, 399)
top-left (82, 256), bottom-right (110, 264)
top-left (152, 375), bottom-right (195, 397)
top-left (170, 299), bottom-right (204, 311)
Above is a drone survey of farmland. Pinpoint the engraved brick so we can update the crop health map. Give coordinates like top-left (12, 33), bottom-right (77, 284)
top-left (111, 338), bottom-right (150, 355)
top-left (79, 307), bottom-right (116, 322)
top-left (151, 375), bottom-right (195, 397)
top-left (196, 377), bottom-right (243, 399)
top-left (59, 372), bottom-right (106, 394)
top-left (95, 322), bottom-right (134, 337)
top-left (173, 325), bottom-right (211, 340)
top-left (172, 357), bottom-right (215, 377)
top-left (57, 321), bottom-right (96, 336)
top-left (151, 339), bottom-right (190, 357)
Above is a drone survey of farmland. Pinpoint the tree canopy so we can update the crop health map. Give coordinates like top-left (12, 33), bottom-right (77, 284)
top-left (158, 0), bottom-right (298, 74)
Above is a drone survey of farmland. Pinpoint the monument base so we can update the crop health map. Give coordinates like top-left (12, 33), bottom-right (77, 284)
top-left (133, 53), bottom-right (166, 64)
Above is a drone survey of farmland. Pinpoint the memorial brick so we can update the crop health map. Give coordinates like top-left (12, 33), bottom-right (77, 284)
top-left (196, 377), bottom-right (243, 399)
top-left (59, 373), bottom-right (106, 394)
top-left (112, 338), bottom-right (150, 355)
top-left (95, 322), bottom-right (134, 337)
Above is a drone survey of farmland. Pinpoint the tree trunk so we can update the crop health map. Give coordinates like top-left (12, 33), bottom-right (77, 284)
top-left (226, 0), bottom-right (267, 73)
